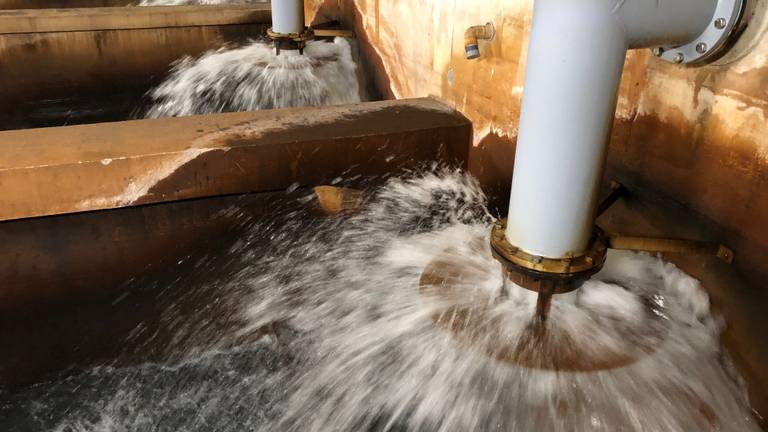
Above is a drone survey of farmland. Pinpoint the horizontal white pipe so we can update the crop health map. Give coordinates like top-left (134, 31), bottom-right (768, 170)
top-left (618, 0), bottom-right (717, 48)
top-left (506, 0), bottom-right (717, 259)
top-left (271, 0), bottom-right (305, 35)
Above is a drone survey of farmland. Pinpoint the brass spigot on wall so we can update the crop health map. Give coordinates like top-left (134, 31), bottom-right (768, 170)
top-left (464, 22), bottom-right (495, 60)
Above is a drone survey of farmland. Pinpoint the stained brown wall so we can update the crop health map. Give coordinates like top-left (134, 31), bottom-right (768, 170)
top-left (0, 0), bottom-right (133, 7)
top-left (0, 98), bottom-right (470, 221)
top-left (0, 98), bottom-right (471, 385)
top-left (0, 7), bottom-right (269, 129)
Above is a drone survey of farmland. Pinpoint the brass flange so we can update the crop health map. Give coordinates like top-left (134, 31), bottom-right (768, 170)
top-left (267, 27), bottom-right (316, 43)
top-left (267, 27), bottom-right (315, 54)
top-left (490, 219), bottom-right (608, 294)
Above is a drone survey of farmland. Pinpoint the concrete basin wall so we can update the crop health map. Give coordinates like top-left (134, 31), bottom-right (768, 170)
top-left (0, 5), bottom-right (271, 130)
top-left (0, 97), bottom-right (471, 385)
top-left (0, 0), bottom-right (134, 7)
top-left (0, 0), bottom-right (269, 7)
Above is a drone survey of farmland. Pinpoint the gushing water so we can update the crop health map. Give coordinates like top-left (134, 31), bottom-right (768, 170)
top-left (143, 38), bottom-right (361, 118)
top-left (0, 171), bottom-right (760, 431)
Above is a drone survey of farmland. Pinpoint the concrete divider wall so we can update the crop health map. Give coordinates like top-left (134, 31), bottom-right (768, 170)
top-left (0, 0), bottom-right (133, 7)
top-left (0, 97), bottom-right (471, 384)
top-left (0, 98), bottom-right (470, 221)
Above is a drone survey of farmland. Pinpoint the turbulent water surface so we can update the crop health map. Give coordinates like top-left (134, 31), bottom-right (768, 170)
top-left (143, 38), bottom-right (361, 118)
top-left (0, 170), bottom-right (759, 432)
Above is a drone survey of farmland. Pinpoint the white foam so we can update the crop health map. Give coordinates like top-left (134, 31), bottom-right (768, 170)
top-left (144, 38), bottom-right (361, 118)
top-left (579, 280), bottom-right (645, 324)
top-left (238, 170), bottom-right (759, 432)
top-left (25, 170), bottom-right (758, 432)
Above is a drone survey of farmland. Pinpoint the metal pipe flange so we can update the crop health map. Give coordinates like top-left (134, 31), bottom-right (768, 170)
top-left (267, 27), bottom-right (315, 42)
top-left (490, 219), bottom-right (608, 294)
top-left (652, 0), bottom-right (747, 64)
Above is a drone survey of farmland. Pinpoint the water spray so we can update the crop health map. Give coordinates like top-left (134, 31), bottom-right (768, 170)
top-left (492, 0), bottom-right (744, 319)
top-left (424, 0), bottom-right (746, 371)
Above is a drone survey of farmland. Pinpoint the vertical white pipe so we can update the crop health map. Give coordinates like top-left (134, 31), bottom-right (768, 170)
top-left (505, 0), bottom-right (718, 259)
top-left (506, 1), bottom-right (627, 259)
top-left (271, 0), bottom-right (305, 35)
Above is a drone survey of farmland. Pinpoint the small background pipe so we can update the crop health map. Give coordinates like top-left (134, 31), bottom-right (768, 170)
top-left (464, 22), bottom-right (495, 60)
top-left (607, 235), bottom-right (735, 263)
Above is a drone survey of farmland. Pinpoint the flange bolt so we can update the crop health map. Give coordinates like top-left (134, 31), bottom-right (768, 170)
top-left (714, 17), bottom-right (727, 29)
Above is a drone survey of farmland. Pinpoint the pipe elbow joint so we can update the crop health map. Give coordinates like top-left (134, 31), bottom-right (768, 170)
top-left (464, 22), bottom-right (495, 60)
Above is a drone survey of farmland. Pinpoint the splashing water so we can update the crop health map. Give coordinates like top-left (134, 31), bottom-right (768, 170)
top-left (0, 170), bottom-right (760, 431)
top-left (143, 38), bottom-right (361, 118)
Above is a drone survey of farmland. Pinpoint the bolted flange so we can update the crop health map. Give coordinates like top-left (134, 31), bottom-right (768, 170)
top-left (267, 27), bottom-right (316, 55)
top-left (490, 219), bottom-right (608, 294)
top-left (652, 0), bottom-right (746, 65)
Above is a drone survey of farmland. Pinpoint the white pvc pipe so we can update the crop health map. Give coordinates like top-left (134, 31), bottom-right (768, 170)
top-left (271, 0), bottom-right (305, 35)
top-left (618, 0), bottom-right (717, 48)
top-left (506, 0), bottom-right (716, 259)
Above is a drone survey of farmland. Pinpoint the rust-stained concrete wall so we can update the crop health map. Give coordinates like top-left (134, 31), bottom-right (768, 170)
top-left (0, 0), bottom-right (132, 7)
top-left (0, 26), bottom-right (264, 129)
top-left (0, 98), bottom-right (469, 221)
top-left (0, 98), bottom-right (471, 385)
top-left (0, 6), bottom-right (270, 130)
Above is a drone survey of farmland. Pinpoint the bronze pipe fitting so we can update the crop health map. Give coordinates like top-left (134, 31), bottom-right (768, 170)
top-left (464, 22), bottom-right (495, 60)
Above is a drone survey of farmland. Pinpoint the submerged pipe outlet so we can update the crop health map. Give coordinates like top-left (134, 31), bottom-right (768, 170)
top-left (268, 0), bottom-right (355, 55)
top-left (489, 0), bottom-right (745, 296)
top-left (268, 0), bottom-right (308, 54)
top-left (505, 0), bottom-right (740, 260)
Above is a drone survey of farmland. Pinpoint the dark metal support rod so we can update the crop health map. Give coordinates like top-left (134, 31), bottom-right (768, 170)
top-left (607, 236), bottom-right (734, 264)
top-left (596, 180), bottom-right (626, 217)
